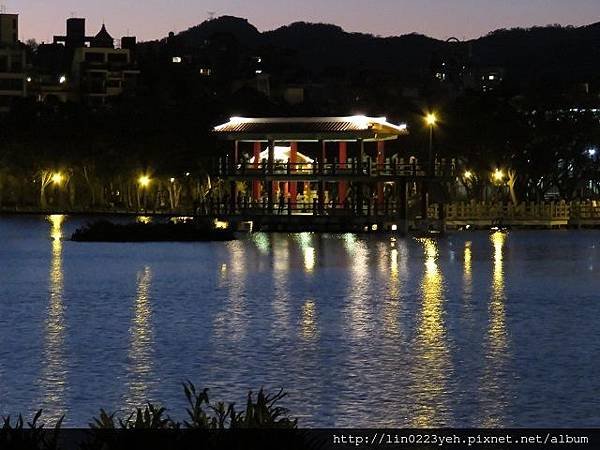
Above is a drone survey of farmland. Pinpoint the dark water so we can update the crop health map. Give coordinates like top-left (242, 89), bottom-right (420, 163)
top-left (1, 215), bottom-right (600, 427)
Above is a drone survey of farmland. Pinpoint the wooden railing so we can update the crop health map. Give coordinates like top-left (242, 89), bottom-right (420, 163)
top-left (218, 158), bottom-right (456, 178)
top-left (196, 199), bottom-right (403, 217)
top-left (433, 201), bottom-right (571, 221)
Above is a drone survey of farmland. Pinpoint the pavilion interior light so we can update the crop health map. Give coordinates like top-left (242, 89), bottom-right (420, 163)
top-left (250, 146), bottom-right (314, 164)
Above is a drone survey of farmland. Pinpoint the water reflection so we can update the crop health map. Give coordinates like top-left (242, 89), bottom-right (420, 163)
top-left (272, 237), bottom-right (291, 335)
top-left (412, 238), bottom-right (451, 427)
top-left (383, 242), bottom-right (402, 337)
top-left (297, 233), bottom-right (316, 273)
top-left (344, 234), bottom-right (371, 339)
top-left (123, 266), bottom-right (154, 410)
top-left (214, 241), bottom-right (248, 341)
top-left (251, 233), bottom-right (270, 254)
top-left (463, 241), bottom-right (473, 305)
top-left (481, 232), bottom-right (511, 426)
top-left (300, 300), bottom-right (318, 341)
top-left (40, 215), bottom-right (68, 422)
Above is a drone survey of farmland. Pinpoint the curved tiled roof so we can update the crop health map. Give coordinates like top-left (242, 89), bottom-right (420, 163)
top-left (213, 116), bottom-right (408, 142)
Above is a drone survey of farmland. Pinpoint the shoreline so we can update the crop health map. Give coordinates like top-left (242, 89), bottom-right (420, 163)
top-left (2, 209), bottom-right (600, 231)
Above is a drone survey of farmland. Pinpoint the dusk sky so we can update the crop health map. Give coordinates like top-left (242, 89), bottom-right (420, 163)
top-left (14, 0), bottom-right (600, 43)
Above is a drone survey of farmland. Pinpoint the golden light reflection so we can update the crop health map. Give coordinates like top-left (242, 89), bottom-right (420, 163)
top-left (300, 300), bottom-right (318, 341)
top-left (123, 266), bottom-right (154, 410)
top-left (345, 236), bottom-right (371, 340)
top-left (40, 215), bottom-right (67, 422)
top-left (391, 248), bottom-right (399, 275)
top-left (297, 233), bottom-right (316, 274)
top-left (214, 241), bottom-right (248, 342)
top-left (481, 231), bottom-right (510, 426)
top-left (383, 246), bottom-right (401, 337)
top-left (272, 238), bottom-right (291, 334)
top-left (49, 214), bottom-right (65, 241)
top-left (412, 238), bottom-right (450, 427)
top-left (463, 241), bottom-right (473, 300)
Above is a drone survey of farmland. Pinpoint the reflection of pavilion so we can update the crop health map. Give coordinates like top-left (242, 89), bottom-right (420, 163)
top-left (210, 116), bottom-right (454, 232)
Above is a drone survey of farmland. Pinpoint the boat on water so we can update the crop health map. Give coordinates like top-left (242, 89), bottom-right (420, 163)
top-left (71, 219), bottom-right (235, 242)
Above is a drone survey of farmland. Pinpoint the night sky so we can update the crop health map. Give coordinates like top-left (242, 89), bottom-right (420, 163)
top-left (14, 0), bottom-right (600, 43)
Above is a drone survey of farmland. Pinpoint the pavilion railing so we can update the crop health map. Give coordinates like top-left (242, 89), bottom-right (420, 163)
top-left (195, 199), bottom-right (405, 217)
top-left (218, 158), bottom-right (456, 178)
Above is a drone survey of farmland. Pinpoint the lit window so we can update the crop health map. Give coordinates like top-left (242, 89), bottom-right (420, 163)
top-left (255, 69), bottom-right (263, 74)
top-left (172, 56), bottom-right (182, 63)
top-left (199, 68), bottom-right (212, 76)
top-left (488, 75), bottom-right (495, 80)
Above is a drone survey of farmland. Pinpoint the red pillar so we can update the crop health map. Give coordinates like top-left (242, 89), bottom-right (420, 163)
top-left (338, 142), bottom-right (347, 205)
top-left (252, 142), bottom-right (261, 201)
top-left (377, 141), bottom-right (385, 206)
top-left (289, 142), bottom-right (298, 207)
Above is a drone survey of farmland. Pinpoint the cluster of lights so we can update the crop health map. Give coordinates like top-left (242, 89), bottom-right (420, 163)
top-left (459, 169), bottom-right (507, 182)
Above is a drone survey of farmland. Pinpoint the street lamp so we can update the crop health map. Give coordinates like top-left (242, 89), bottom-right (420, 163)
top-left (493, 169), bottom-right (505, 183)
top-left (52, 172), bottom-right (64, 185)
top-left (425, 113), bottom-right (438, 173)
top-left (425, 113), bottom-right (437, 127)
top-left (463, 170), bottom-right (473, 180)
top-left (138, 175), bottom-right (151, 188)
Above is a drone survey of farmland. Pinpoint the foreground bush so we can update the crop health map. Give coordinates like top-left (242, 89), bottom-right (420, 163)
top-left (0, 382), bottom-right (299, 450)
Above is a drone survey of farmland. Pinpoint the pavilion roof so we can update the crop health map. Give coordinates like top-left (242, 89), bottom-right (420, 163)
top-left (213, 116), bottom-right (408, 142)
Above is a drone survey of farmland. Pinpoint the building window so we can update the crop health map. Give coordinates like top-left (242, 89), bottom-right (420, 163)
top-left (199, 68), bottom-right (212, 76)
top-left (107, 53), bottom-right (127, 63)
top-left (172, 56), bottom-right (182, 63)
top-left (85, 52), bottom-right (105, 63)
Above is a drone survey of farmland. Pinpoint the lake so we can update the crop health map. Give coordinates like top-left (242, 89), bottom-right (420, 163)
top-left (1, 215), bottom-right (600, 427)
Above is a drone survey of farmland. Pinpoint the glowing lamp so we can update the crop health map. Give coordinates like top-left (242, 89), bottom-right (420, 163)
top-left (52, 172), bottom-right (64, 185)
top-left (425, 113), bottom-right (437, 126)
top-left (138, 175), bottom-right (151, 187)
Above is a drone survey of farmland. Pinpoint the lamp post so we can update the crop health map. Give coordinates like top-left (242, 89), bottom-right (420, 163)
top-left (138, 175), bottom-right (151, 211)
top-left (425, 113), bottom-right (437, 174)
top-left (420, 113), bottom-right (437, 222)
